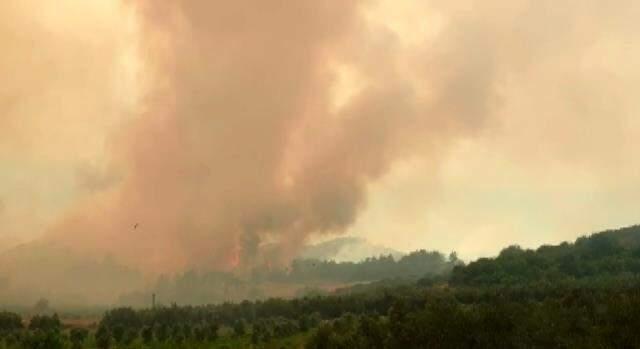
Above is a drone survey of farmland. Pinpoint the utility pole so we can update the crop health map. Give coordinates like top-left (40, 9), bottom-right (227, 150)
top-left (152, 293), bottom-right (156, 309)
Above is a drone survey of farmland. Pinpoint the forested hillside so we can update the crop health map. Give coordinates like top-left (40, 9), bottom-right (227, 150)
top-left (451, 225), bottom-right (640, 286)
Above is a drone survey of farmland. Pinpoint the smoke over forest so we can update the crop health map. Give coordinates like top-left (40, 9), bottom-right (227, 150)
top-left (1, 0), bottom-right (640, 305)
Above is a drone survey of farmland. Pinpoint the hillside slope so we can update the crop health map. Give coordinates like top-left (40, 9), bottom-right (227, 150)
top-left (451, 225), bottom-right (640, 286)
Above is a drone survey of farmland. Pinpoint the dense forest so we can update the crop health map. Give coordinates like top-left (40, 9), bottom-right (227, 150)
top-left (451, 225), bottom-right (640, 286)
top-left (2, 225), bottom-right (640, 348)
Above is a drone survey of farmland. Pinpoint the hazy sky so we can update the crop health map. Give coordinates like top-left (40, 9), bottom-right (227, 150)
top-left (1, 0), bottom-right (639, 268)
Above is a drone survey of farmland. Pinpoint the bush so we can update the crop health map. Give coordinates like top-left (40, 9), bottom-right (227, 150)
top-left (69, 328), bottom-right (88, 349)
top-left (0, 312), bottom-right (22, 332)
top-left (28, 314), bottom-right (61, 332)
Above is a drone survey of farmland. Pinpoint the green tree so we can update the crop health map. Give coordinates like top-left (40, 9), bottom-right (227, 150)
top-left (155, 324), bottom-right (168, 343)
top-left (21, 330), bottom-right (63, 349)
top-left (112, 324), bottom-right (125, 344)
top-left (95, 326), bottom-right (112, 349)
top-left (205, 323), bottom-right (219, 342)
top-left (28, 314), bottom-right (61, 333)
top-left (233, 320), bottom-right (246, 337)
top-left (69, 328), bottom-right (89, 349)
top-left (0, 311), bottom-right (22, 332)
top-left (141, 325), bottom-right (153, 344)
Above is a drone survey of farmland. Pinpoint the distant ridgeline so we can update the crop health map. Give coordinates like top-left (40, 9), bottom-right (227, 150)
top-left (120, 250), bottom-right (459, 306)
top-left (264, 249), bottom-right (460, 283)
top-left (451, 225), bottom-right (640, 287)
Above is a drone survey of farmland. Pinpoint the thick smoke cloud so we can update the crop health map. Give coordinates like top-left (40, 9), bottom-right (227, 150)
top-left (47, 0), bottom-right (510, 273)
top-left (350, 0), bottom-right (640, 256)
top-left (0, 0), bottom-right (136, 248)
top-left (1, 0), bottom-right (639, 304)
top-left (48, 0), bottom-right (428, 272)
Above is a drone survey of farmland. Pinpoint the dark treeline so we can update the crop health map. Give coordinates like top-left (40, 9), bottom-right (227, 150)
top-left (305, 284), bottom-right (640, 348)
top-left (6, 282), bottom-right (640, 348)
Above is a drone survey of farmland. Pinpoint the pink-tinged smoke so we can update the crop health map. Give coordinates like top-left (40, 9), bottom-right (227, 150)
top-left (3, 0), bottom-right (640, 284)
top-left (39, 0), bottom-right (485, 272)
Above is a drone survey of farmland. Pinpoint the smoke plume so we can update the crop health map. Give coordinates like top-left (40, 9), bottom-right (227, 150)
top-left (2, 0), bottom-right (639, 287)
top-left (37, 0), bottom-right (489, 273)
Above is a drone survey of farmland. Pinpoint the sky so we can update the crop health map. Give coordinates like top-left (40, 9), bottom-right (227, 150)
top-left (1, 0), bottom-right (639, 270)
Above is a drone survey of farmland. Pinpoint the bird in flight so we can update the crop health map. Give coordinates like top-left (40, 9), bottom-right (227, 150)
top-left (134, 223), bottom-right (139, 229)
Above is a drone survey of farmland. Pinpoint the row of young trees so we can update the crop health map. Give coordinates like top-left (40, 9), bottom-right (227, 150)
top-left (8, 282), bottom-right (640, 348)
top-left (0, 310), bottom-right (229, 348)
top-left (307, 285), bottom-right (640, 348)
top-left (0, 313), bottom-right (84, 349)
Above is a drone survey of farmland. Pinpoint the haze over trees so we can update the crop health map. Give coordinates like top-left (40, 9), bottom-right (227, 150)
top-left (118, 249), bottom-right (459, 306)
top-left (3, 225), bottom-right (640, 348)
top-left (2, 0), bottom-right (640, 347)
